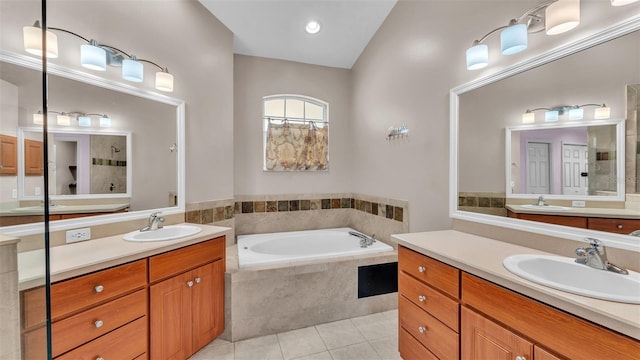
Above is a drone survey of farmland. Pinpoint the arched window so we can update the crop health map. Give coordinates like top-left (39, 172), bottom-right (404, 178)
top-left (263, 95), bottom-right (329, 171)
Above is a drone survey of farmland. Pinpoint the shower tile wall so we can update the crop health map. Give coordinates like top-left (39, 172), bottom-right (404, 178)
top-left (90, 135), bottom-right (127, 194)
top-left (627, 85), bottom-right (640, 193)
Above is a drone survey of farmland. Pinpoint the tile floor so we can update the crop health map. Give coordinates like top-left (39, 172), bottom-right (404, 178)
top-left (189, 309), bottom-right (401, 360)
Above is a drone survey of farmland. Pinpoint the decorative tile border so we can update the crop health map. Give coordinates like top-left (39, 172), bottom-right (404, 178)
top-left (186, 204), bottom-right (234, 224)
top-left (92, 158), bottom-right (127, 166)
top-left (458, 192), bottom-right (506, 209)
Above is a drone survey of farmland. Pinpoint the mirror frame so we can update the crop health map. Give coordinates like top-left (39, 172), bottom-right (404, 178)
top-left (0, 50), bottom-right (185, 237)
top-left (505, 119), bottom-right (625, 201)
top-left (450, 17), bottom-right (640, 252)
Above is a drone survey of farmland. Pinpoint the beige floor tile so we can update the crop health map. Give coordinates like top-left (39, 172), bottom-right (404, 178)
top-left (189, 342), bottom-right (234, 360)
top-left (277, 326), bottom-right (328, 360)
top-left (350, 312), bottom-right (397, 340)
top-left (235, 334), bottom-right (284, 360)
top-left (369, 335), bottom-right (401, 360)
top-left (291, 351), bottom-right (334, 360)
top-left (316, 319), bottom-right (366, 349)
top-left (330, 342), bottom-right (382, 360)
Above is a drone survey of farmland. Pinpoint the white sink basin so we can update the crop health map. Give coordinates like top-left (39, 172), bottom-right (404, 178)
top-left (520, 204), bottom-right (572, 211)
top-left (503, 254), bottom-right (640, 304)
top-left (123, 225), bottom-right (202, 242)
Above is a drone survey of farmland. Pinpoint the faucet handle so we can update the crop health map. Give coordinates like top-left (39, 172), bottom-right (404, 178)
top-left (585, 237), bottom-right (602, 249)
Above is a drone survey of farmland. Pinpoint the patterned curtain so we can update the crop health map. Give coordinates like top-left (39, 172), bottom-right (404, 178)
top-left (265, 120), bottom-right (328, 171)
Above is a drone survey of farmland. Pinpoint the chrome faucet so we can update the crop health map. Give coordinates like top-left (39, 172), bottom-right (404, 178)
top-left (575, 238), bottom-right (628, 275)
top-left (141, 212), bottom-right (165, 232)
top-left (536, 195), bottom-right (546, 206)
top-left (349, 231), bottom-right (376, 248)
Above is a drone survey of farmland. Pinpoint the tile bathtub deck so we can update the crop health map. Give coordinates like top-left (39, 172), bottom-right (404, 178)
top-left (189, 310), bottom-right (401, 360)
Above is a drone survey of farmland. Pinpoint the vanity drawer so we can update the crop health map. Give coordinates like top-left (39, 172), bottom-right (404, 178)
top-left (50, 259), bottom-right (147, 319)
top-left (56, 316), bottom-right (147, 360)
top-left (398, 327), bottom-right (438, 360)
top-left (398, 246), bottom-right (459, 298)
top-left (587, 217), bottom-right (640, 234)
top-left (399, 271), bottom-right (459, 332)
top-left (52, 289), bottom-right (147, 357)
top-left (399, 295), bottom-right (459, 360)
top-left (149, 236), bottom-right (225, 283)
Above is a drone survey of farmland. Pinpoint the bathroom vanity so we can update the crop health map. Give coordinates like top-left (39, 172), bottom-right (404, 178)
top-left (394, 230), bottom-right (640, 360)
top-left (18, 224), bottom-right (230, 360)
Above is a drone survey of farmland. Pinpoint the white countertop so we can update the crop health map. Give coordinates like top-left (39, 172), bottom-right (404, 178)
top-left (506, 204), bottom-right (640, 219)
top-left (18, 224), bottom-right (232, 290)
top-left (392, 230), bottom-right (640, 340)
top-left (1, 203), bottom-right (130, 217)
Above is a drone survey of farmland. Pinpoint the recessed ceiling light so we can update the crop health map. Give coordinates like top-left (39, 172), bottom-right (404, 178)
top-left (305, 20), bottom-right (321, 34)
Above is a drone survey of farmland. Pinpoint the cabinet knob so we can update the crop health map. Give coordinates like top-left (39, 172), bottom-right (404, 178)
top-left (515, 356), bottom-right (527, 360)
top-left (418, 295), bottom-right (426, 302)
top-left (418, 266), bottom-right (426, 273)
top-left (195, 277), bottom-right (202, 284)
top-left (187, 281), bottom-right (194, 287)
top-left (418, 326), bottom-right (426, 334)
top-left (617, 224), bottom-right (624, 229)
top-left (94, 320), bottom-right (104, 328)
top-left (96, 357), bottom-right (104, 360)
top-left (94, 285), bottom-right (104, 293)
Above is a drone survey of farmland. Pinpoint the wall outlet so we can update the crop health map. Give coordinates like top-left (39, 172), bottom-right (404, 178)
top-left (66, 228), bottom-right (91, 243)
top-left (35, 187), bottom-right (41, 195)
top-left (572, 200), bottom-right (586, 207)
top-left (11, 189), bottom-right (17, 199)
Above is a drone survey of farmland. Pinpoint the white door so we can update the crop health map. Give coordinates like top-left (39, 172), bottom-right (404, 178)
top-left (526, 142), bottom-right (550, 194)
top-left (562, 143), bottom-right (588, 195)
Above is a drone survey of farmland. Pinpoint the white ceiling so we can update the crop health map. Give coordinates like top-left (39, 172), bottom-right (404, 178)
top-left (198, 0), bottom-right (398, 69)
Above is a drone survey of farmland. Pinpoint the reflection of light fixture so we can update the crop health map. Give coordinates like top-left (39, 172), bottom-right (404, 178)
top-left (22, 21), bottom-right (173, 92)
top-left (56, 112), bottom-right (71, 126)
top-left (78, 116), bottom-right (92, 127)
top-left (99, 115), bottom-right (111, 128)
top-left (33, 111), bottom-right (44, 125)
top-left (522, 103), bottom-right (611, 123)
top-left (32, 110), bottom-right (111, 127)
top-left (305, 20), bottom-right (321, 34)
top-left (466, 0), bottom-right (581, 70)
top-left (611, 0), bottom-right (639, 5)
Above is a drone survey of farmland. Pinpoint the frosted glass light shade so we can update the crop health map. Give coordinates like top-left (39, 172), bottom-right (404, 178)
top-left (545, 110), bottom-right (559, 122)
top-left (33, 112), bottom-right (44, 125)
top-left (611, 0), bottom-right (639, 5)
top-left (99, 116), bottom-right (111, 127)
top-left (501, 24), bottom-right (528, 55)
top-left (594, 106), bottom-right (611, 119)
top-left (23, 25), bottom-right (58, 58)
top-left (78, 116), bottom-right (92, 127)
top-left (545, 0), bottom-right (580, 35)
top-left (81, 43), bottom-right (106, 71)
top-left (522, 112), bottom-right (535, 124)
top-left (305, 20), bottom-right (321, 34)
top-left (155, 70), bottom-right (174, 92)
top-left (122, 58), bottom-right (143, 82)
top-left (57, 114), bottom-right (71, 126)
top-left (568, 108), bottom-right (583, 120)
top-left (466, 44), bottom-right (489, 70)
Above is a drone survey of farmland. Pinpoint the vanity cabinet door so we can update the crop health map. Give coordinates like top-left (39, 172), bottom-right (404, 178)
top-left (0, 134), bottom-right (17, 175)
top-left (24, 138), bottom-right (43, 176)
top-left (192, 259), bottom-right (225, 351)
top-left (461, 307), bottom-right (532, 360)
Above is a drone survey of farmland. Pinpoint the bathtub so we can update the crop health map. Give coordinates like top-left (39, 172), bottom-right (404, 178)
top-left (237, 227), bottom-right (394, 268)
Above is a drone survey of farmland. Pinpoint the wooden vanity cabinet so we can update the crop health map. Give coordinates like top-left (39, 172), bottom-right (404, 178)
top-left (149, 236), bottom-right (225, 360)
top-left (398, 245), bottom-right (640, 360)
top-left (0, 134), bottom-right (18, 175)
top-left (507, 210), bottom-right (640, 234)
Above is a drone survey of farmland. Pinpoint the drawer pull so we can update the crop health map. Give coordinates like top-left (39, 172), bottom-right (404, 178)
top-left (94, 320), bottom-right (104, 328)
top-left (195, 277), bottom-right (202, 284)
top-left (617, 224), bottom-right (623, 229)
top-left (418, 295), bottom-right (426, 302)
top-left (418, 326), bottom-right (426, 334)
top-left (515, 356), bottom-right (527, 360)
top-left (418, 266), bottom-right (426, 273)
top-left (94, 285), bottom-right (104, 293)
top-left (187, 281), bottom-right (194, 287)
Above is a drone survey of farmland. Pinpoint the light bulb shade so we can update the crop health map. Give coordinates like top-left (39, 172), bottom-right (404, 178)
top-left (611, 0), bottom-right (639, 5)
top-left (568, 108), bottom-right (584, 120)
top-left (522, 112), bottom-right (535, 124)
top-left (81, 43), bottom-right (107, 71)
top-left (57, 114), bottom-right (71, 126)
top-left (122, 58), bottom-right (143, 82)
top-left (545, 110), bottom-right (559, 122)
top-left (155, 70), bottom-right (174, 92)
top-left (545, 0), bottom-right (580, 35)
top-left (466, 44), bottom-right (489, 70)
top-left (23, 25), bottom-right (58, 58)
top-left (594, 106), bottom-right (611, 119)
top-left (33, 112), bottom-right (44, 125)
top-left (501, 24), bottom-right (528, 55)
top-left (78, 116), bottom-right (92, 127)
top-left (305, 21), bottom-right (321, 34)
top-left (99, 116), bottom-right (111, 128)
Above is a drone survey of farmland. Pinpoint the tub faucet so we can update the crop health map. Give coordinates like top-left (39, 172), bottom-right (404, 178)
top-left (349, 231), bottom-right (376, 248)
top-left (575, 238), bottom-right (628, 275)
top-left (141, 212), bottom-right (164, 232)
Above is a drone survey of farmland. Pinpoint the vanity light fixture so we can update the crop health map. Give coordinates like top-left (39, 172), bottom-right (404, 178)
top-left (32, 111), bottom-right (44, 125)
top-left (305, 20), bottom-right (321, 34)
top-left (22, 21), bottom-right (174, 92)
top-left (611, 0), bottom-right (639, 5)
top-left (466, 0), bottom-right (581, 70)
top-left (99, 115), bottom-right (111, 128)
top-left (32, 110), bottom-right (111, 128)
top-left (522, 103), bottom-right (611, 123)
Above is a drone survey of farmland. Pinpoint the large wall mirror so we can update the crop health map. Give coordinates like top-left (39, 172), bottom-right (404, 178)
top-left (451, 17), bottom-right (640, 251)
top-left (0, 51), bottom-right (185, 235)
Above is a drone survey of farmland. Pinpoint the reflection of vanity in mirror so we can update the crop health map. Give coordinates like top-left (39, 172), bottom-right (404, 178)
top-left (454, 24), bottom-right (640, 238)
top-left (0, 52), bottom-right (184, 229)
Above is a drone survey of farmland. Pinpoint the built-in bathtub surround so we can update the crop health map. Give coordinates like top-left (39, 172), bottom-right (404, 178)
top-left (458, 192), bottom-right (506, 216)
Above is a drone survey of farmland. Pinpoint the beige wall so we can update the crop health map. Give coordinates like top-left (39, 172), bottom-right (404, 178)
top-left (234, 54), bottom-right (352, 195)
top-left (350, 0), bottom-right (639, 232)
